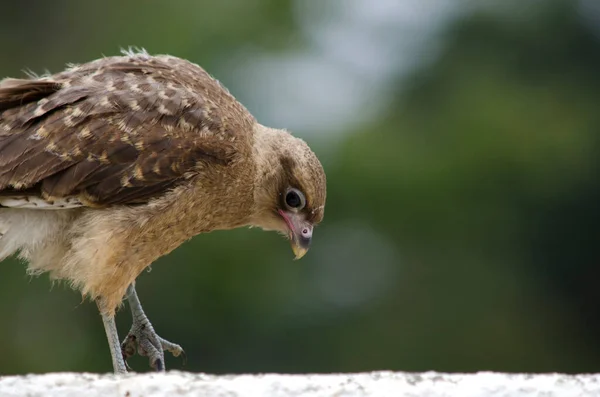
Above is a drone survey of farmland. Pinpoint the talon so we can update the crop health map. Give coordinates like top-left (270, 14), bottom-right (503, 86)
top-left (153, 358), bottom-right (164, 372)
top-left (158, 337), bottom-right (186, 367)
top-left (121, 335), bottom-right (136, 361)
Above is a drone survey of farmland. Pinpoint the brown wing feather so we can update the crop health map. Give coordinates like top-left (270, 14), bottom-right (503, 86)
top-left (0, 79), bottom-right (60, 111)
top-left (0, 52), bottom-right (254, 207)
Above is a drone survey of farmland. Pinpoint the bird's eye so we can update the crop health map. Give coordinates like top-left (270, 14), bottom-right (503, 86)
top-left (285, 188), bottom-right (306, 210)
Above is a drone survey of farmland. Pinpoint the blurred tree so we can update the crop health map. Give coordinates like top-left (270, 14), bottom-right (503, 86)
top-left (330, 0), bottom-right (600, 373)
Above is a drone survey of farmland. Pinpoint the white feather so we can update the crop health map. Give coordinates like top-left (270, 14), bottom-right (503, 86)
top-left (0, 208), bottom-right (77, 262)
top-left (0, 196), bottom-right (83, 209)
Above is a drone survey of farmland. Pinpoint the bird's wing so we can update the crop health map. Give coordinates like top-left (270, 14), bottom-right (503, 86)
top-left (0, 54), bottom-right (253, 207)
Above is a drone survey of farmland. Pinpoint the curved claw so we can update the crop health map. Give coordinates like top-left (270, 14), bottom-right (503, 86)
top-left (158, 336), bottom-right (186, 365)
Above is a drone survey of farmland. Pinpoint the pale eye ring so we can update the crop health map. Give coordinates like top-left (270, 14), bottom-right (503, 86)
top-left (285, 188), bottom-right (306, 210)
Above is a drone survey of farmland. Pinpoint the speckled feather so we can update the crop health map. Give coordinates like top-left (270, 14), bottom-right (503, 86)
top-left (0, 52), bottom-right (252, 205)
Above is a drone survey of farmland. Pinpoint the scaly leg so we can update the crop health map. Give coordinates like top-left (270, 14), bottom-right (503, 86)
top-left (121, 283), bottom-right (185, 371)
top-left (98, 302), bottom-right (128, 374)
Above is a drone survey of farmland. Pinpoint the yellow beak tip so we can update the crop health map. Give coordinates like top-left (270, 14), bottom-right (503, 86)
top-left (292, 245), bottom-right (308, 260)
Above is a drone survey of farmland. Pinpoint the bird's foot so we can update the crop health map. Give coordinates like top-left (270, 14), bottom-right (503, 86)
top-left (120, 314), bottom-right (186, 371)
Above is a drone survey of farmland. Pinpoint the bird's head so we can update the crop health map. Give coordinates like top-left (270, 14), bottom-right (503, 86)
top-left (251, 125), bottom-right (326, 259)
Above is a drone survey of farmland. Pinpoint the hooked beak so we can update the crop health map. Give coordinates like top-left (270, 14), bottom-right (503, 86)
top-left (278, 209), bottom-right (313, 260)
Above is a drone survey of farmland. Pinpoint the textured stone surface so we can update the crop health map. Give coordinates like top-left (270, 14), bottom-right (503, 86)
top-left (1, 371), bottom-right (600, 397)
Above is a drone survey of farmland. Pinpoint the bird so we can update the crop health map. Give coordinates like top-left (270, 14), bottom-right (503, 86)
top-left (0, 48), bottom-right (326, 373)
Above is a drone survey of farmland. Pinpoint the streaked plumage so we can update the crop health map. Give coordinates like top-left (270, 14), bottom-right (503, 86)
top-left (0, 52), bottom-right (251, 207)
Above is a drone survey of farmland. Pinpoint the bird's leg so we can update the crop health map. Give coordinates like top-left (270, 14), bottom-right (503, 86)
top-left (98, 302), bottom-right (128, 374)
top-left (121, 283), bottom-right (185, 371)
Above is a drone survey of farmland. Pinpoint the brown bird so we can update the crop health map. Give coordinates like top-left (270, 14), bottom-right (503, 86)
top-left (0, 49), bottom-right (326, 373)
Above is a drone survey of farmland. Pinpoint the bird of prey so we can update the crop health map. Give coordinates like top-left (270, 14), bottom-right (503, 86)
top-left (0, 49), bottom-right (326, 373)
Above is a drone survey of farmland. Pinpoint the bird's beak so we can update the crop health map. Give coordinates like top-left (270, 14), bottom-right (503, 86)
top-left (291, 239), bottom-right (309, 260)
top-left (278, 210), bottom-right (312, 260)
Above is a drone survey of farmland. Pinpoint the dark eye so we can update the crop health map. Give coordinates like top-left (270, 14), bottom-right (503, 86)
top-left (285, 188), bottom-right (306, 210)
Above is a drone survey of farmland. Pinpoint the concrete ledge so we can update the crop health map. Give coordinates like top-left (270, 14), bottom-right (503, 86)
top-left (1, 371), bottom-right (599, 397)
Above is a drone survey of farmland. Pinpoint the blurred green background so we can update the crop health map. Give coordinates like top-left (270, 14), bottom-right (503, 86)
top-left (1, 0), bottom-right (600, 375)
